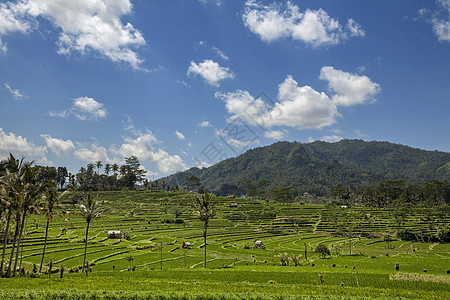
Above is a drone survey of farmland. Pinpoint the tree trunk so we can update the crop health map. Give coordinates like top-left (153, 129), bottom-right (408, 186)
top-left (6, 212), bottom-right (21, 278)
top-left (38, 220), bottom-right (50, 273)
top-left (203, 222), bottom-right (208, 269)
top-left (304, 242), bottom-right (307, 261)
top-left (12, 209), bottom-right (27, 277)
top-left (82, 222), bottom-right (90, 272)
top-left (0, 208), bottom-right (12, 278)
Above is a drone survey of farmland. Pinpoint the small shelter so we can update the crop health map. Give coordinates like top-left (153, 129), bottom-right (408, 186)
top-left (107, 230), bottom-right (121, 239)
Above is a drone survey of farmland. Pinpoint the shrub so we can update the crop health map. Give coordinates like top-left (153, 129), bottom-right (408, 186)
top-left (315, 244), bottom-right (330, 258)
top-left (276, 252), bottom-right (290, 266)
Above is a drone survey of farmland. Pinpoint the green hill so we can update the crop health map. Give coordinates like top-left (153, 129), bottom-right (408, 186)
top-left (164, 140), bottom-right (450, 195)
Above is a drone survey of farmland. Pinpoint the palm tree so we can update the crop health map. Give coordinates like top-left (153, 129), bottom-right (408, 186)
top-left (0, 154), bottom-right (28, 277)
top-left (77, 192), bottom-right (104, 272)
top-left (39, 182), bottom-right (69, 273)
top-left (192, 192), bottom-right (218, 268)
top-left (95, 161), bottom-right (102, 175)
top-left (11, 164), bottom-right (46, 277)
top-left (0, 160), bottom-right (13, 278)
top-left (104, 164), bottom-right (111, 176)
top-left (112, 164), bottom-right (119, 175)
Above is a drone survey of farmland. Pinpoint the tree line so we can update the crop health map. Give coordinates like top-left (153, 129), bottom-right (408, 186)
top-left (0, 154), bottom-right (221, 277)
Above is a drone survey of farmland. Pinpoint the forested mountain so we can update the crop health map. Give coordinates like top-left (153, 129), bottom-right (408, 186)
top-left (164, 140), bottom-right (450, 196)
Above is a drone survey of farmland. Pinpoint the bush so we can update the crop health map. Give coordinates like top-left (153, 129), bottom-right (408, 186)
top-left (315, 244), bottom-right (331, 258)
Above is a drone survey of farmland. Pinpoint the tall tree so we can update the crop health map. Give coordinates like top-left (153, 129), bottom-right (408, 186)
top-left (39, 182), bottom-right (69, 273)
top-left (11, 164), bottom-right (45, 277)
top-left (56, 167), bottom-right (68, 190)
top-left (104, 164), bottom-right (111, 176)
top-left (77, 192), bottom-right (104, 272)
top-left (0, 154), bottom-right (28, 277)
top-left (95, 161), bottom-right (103, 175)
top-left (192, 192), bottom-right (218, 268)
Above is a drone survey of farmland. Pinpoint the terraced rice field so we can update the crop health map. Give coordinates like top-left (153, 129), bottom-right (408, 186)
top-left (1, 190), bottom-right (449, 299)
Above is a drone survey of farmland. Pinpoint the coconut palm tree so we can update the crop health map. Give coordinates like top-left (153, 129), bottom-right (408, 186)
top-left (77, 192), bottom-right (104, 272)
top-left (0, 154), bottom-right (28, 277)
top-left (39, 182), bottom-right (69, 273)
top-left (11, 164), bottom-right (46, 277)
top-left (104, 164), bottom-right (111, 176)
top-left (95, 161), bottom-right (102, 175)
top-left (192, 192), bottom-right (218, 268)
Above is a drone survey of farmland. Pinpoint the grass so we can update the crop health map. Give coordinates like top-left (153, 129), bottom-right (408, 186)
top-left (1, 190), bottom-right (449, 299)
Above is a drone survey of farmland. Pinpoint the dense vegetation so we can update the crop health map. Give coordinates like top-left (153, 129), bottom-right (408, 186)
top-left (1, 146), bottom-right (449, 299)
top-left (164, 140), bottom-right (450, 196)
top-left (0, 189), bottom-right (449, 299)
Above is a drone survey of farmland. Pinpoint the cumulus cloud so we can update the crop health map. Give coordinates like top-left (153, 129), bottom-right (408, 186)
top-left (74, 144), bottom-right (111, 163)
top-left (175, 130), bottom-right (185, 140)
top-left (346, 18), bottom-right (365, 37)
top-left (216, 75), bottom-right (339, 130)
top-left (0, 1), bottom-right (32, 53)
top-left (49, 96), bottom-right (107, 121)
top-left (242, 0), bottom-right (364, 46)
top-left (432, 0), bottom-right (450, 41)
top-left (217, 66), bottom-right (380, 132)
top-left (0, 128), bottom-right (46, 157)
top-left (41, 134), bottom-right (75, 156)
top-left (319, 66), bottom-right (381, 106)
top-left (321, 135), bottom-right (343, 143)
top-left (111, 130), bottom-right (188, 174)
top-left (187, 59), bottom-right (235, 87)
top-left (0, 0), bottom-right (145, 69)
top-left (264, 129), bottom-right (286, 140)
top-left (4, 83), bottom-right (25, 100)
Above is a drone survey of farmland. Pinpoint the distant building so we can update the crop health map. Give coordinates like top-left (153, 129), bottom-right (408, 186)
top-left (107, 230), bottom-right (121, 239)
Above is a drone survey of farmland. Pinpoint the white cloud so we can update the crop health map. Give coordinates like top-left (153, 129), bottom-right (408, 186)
top-left (198, 0), bottom-right (221, 7)
top-left (216, 67), bottom-right (380, 132)
top-left (112, 130), bottom-right (188, 174)
top-left (198, 120), bottom-right (212, 127)
top-left (187, 59), bottom-right (235, 87)
top-left (319, 66), bottom-right (381, 106)
top-left (0, 128), bottom-right (46, 157)
top-left (346, 18), bottom-right (365, 37)
top-left (1, 0), bottom-right (145, 69)
top-left (264, 129), bottom-right (286, 140)
top-left (4, 83), bottom-right (25, 100)
top-left (175, 130), bottom-right (185, 140)
top-left (0, 2), bottom-right (31, 35)
top-left (0, 1), bottom-right (32, 54)
top-left (74, 144), bottom-right (111, 163)
top-left (216, 75), bottom-right (339, 130)
top-left (212, 46), bottom-right (229, 60)
top-left (242, 0), bottom-right (364, 46)
top-left (306, 135), bottom-right (343, 143)
top-left (432, 0), bottom-right (450, 41)
top-left (49, 96), bottom-right (107, 121)
top-left (0, 39), bottom-right (6, 55)
top-left (321, 135), bottom-right (343, 143)
top-left (41, 134), bottom-right (75, 156)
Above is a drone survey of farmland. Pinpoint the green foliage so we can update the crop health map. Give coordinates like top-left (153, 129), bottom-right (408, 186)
top-left (315, 244), bottom-right (331, 258)
top-left (164, 140), bottom-right (450, 197)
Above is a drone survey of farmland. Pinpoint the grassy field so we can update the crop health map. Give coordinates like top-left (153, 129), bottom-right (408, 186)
top-left (0, 190), bottom-right (449, 299)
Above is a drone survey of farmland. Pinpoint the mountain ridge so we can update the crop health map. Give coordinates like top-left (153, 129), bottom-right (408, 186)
top-left (164, 139), bottom-right (450, 195)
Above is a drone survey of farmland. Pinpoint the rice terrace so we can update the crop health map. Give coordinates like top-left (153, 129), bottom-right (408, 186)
top-left (0, 152), bottom-right (449, 299)
top-left (2, 0), bottom-right (450, 299)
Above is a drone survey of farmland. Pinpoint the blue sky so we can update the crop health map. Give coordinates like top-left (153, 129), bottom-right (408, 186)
top-left (1, 0), bottom-right (450, 178)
